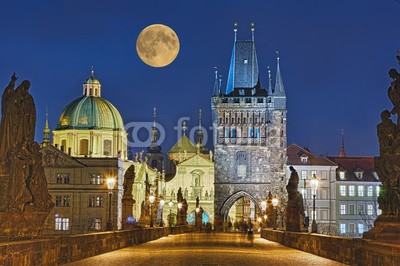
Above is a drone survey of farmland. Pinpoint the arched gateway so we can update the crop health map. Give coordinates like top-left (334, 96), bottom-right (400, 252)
top-left (220, 191), bottom-right (261, 221)
top-left (211, 25), bottom-right (288, 230)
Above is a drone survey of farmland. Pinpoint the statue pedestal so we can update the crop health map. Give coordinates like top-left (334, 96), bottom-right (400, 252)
top-left (363, 215), bottom-right (400, 243)
top-left (0, 209), bottom-right (49, 238)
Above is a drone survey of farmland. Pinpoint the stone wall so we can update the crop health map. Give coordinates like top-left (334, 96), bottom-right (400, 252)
top-left (261, 229), bottom-right (400, 265)
top-left (0, 238), bottom-right (60, 265)
top-left (0, 226), bottom-right (188, 265)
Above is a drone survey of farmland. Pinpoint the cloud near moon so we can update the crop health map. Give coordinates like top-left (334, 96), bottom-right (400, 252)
top-left (136, 24), bottom-right (180, 68)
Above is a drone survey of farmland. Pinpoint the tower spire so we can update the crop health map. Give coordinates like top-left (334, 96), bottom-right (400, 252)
top-left (251, 22), bottom-right (255, 41)
top-left (267, 66), bottom-right (273, 95)
top-left (42, 107), bottom-right (51, 147)
top-left (339, 129), bottom-right (346, 157)
top-left (234, 22), bottom-right (238, 42)
top-left (213, 67), bottom-right (219, 96)
top-left (91, 65), bottom-right (94, 77)
top-left (153, 107), bottom-right (157, 128)
top-left (273, 51), bottom-right (286, 96)
top-left (198, 109), bottom-right (202, 129)
top-left (182, 121), bottom-right (187, 135)
top-left (147, 107), bottom-right (162, 154)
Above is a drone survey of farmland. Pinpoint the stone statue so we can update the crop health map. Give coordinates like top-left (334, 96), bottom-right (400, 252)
top-left (122, 165), bottom-right (136, 229)
top-left (364, 56), bottom-right (400, 241)
top-left (266, 192), bottom-right (274, 228)
top-left (285, 166), bottom-right (304, 232)
top-left (0, 74), bottom-right (54, 238)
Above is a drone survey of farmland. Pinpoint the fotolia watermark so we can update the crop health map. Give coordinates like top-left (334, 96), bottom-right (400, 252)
top-left (124, 117), bottom-right (214, 148)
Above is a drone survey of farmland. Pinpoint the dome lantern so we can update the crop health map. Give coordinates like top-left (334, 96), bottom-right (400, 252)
top-left (83, 66), bottom-right (101, 97)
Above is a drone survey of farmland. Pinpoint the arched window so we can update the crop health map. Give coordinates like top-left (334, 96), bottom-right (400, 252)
top-left (103, 139), bottom-right (112, 156)
top-left (195, 175), bottom-right (200, 186)
top-left (79, 139), bottom-right (89, 155)
top-left (61, 139), bottom-right (67, 152)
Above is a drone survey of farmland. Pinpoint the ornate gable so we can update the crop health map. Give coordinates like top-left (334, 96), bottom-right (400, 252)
top-left (40, 145), bottom-right (85, 168)
top-left (178, 154), bottom-right (214, 167)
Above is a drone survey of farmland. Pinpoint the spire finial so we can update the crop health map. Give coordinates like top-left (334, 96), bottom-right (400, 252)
top-left (198, 109), bottom-right (202, 129)
top-left (91, 65), bottom-right (94, 77)
top-left (339, 129), bottom-right (346, 157)
top-left (153, 107), bottom-right (157, 127)
top-left (267, 66), bottom-right (273, 95)
top-left (251, 22), bottom-right (255, 41)
top-left (42, 106), bottom-right (50, 146)
top-left (182, 121), bottom-right (187, 135)
top-left (276, 51), bottom-right (280, 62)
top-left (214, 67), bottom-right (218, 79)
top-left (233, 22), bottom-right (238, 41)
top-left (218, 75), bottom-right (222, 92)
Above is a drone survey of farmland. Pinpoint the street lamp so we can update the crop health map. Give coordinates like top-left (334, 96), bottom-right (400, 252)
top-left (149, 195), bottom-right (155, 227)
top-left (272, 197), bottom-right (278, 230)
top-left (159, 199), bottom-right (165, 227)
top-left (310, 174), bottom-right (319, 233)
top-left (106, 177), bottom-right (116, 231)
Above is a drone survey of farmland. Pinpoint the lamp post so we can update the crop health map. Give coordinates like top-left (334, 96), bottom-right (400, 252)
top-left (159, 199), bottom-right (165, 227)
top-left (106, 177), bottom-right (116, 231)
top-left (149, 195), bottom-right (155, 227)
top-left (195, 207), bottom-right (200, 230)
top-left (261, 200), bottom-right (267, 228)
top-left (310, 174), bottom-right (319, 233)
top-left (272, 197), bottom-right (278, 230)
top-left (168, 201), bottom-right (174, 227)
top-left (177, 202), bottom-right (182, 226)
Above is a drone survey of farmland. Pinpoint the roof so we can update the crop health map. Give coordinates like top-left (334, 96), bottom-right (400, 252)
top-left (327, 156), bottom-right (379, 182)
top-left (84, 76), bottom-right (100, 85)
top-left (168, 134), bottom-right (197, 154)
top-left (287, 144), bottom-right (337, 166)
top-left (226, 40), bottom-right (259, 94)
top-left (56, 96), bottom-right (124, 130)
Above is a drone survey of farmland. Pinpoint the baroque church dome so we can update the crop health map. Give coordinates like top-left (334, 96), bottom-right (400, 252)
top-left (56, 96), bottom-right (124, 130)
top-left (56, 71), bottom-right (124, 130)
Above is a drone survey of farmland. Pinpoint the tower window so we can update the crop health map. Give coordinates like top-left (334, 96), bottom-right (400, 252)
top-left (231, 128), bottom-right (237, 138)
top-left (220, 118), bottom-right (222, 124)
top-left (103, 139), bottom-right (112, 156)
top-left (79, 139), bottom-right (89, 155)
top-left (243, 59), bottom-right (248, 64)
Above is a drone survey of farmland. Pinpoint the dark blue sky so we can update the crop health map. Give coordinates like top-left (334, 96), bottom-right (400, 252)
top-left (1, 0), bottom-right (399, 156)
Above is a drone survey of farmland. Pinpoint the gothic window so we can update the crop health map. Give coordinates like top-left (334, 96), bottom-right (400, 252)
top-left (55, 196), bottom-right (62, 207)
top-left (63, 196), bottom-right (70, 207)
top-left (234, 98), bottom-right (239, 103)
top-left (219, 117), bottom-right (222, 124)
top-left (243, 118), bottom-right (246, 124)
top-left (261, 117), bottom-right (264, 123)
top-left (79, 139), bottom-right (89, 155)
top-left (245, 98), bottom-right (251, 103)
top-left (103, 139), bottom-right (112, 156)
top-left (232, 118), bottom-right (234, 124)
top-left (225, 128), bottom-right (230, 138)
top-left (257, 98), bottom-right (264, 103)
top-left (255, 128), bottom-right (260, 138)
top-left (249, 128), bottom-right (254, 138)
top-left (55, 217), bottom-right (69, 231)
top-left (56, 174), bottom-right (63, 184)
top-left (231, 128), bottom-right (237, 138)
top-left (89, 88), bottom-right (92, 95)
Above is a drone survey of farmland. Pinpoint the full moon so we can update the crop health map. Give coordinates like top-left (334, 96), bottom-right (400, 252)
top-left (136, 24), bottom-right (180, 68)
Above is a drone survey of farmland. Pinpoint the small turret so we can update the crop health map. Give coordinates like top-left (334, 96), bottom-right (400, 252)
top-left (339, 129), bottom-right (346, 157)
top-left (273, 51), bottom-right (285, 97)
top-left (42, 107), bottom-right (51, 147)
top-left (83, 66), bottom-right (101, 97)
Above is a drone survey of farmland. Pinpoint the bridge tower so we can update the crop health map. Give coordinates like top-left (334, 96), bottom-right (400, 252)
top-left (211, 23), bottom-right (287, 230)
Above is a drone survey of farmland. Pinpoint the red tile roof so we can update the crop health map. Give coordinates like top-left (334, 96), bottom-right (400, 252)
top-left (287, 144), bottom-right (336, 166)
top-left (327, 156), bottom-right (379, 182)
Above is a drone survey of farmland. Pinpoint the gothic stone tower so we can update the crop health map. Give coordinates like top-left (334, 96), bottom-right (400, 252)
top-left (211, 24), bottom-right (287, 229)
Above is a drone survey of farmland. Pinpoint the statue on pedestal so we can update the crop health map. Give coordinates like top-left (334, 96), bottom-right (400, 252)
top-left (364, 55), bottom-right (400, 241)
top-left (0, 74), bottom-right (54, 238)
top-left (285, 166), bottom-right (304, 232)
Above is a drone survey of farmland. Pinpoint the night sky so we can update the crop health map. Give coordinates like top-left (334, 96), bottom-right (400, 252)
top-left (1, 0), bottom-right (399, 157)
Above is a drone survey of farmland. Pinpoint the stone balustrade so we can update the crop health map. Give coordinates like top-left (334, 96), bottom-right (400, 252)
top-left (261, 229), bottom-right (400, 265)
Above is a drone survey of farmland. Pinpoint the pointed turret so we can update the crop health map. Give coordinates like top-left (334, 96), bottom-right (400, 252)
top-left (42, 107), bottom-right (51, 147)
top-left (213, 68), bottom-right (220, 96)
top-left (226, 22), bottom-right (259, 94)
top-left (267, 66), bottom-right (273, 95)
top-left (339, 129), bottom-right (346, 157)
top-left (273, 51), bottom-right (285, 97)
top-left (147, 107), bottom-right (162, 153)
top-left (83, 66), bottom-right (101, 97)
top-left (196, 109), bottom-right (204, 146)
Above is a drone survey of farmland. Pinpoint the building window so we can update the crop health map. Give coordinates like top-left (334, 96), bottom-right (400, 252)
top-left (79, 139), bottom-right (89, 155)
top-left (311, 170), bottom-right (317, 178)
top-left (340, 185), bottom-right (346, 196)
top-left (358, 204), bottom-right (364, 215)
top-left (349, 204), bottom-right (355, 215)
top-left (93, 218), bottom-right (101, 231)
top-left (340, 204), bottom-right (346, 215)
top-left (55, 196), bottom-right (62, 207)
top-left (367, 204), bottom-right (373, 215)
top-left (367, 186), bottom-right (373, 197)
top-left (355, 172), bottom-right (363, 179)
top-left (63, 196), bottom-right (70, 207)
top-left (90, 174), bottom-right (104, 185)
top-left (358, 223), bottom-right (364, 234)
top-left (340, 223), bottom-right (346, 234)
top-left (301, 188), bottom-right (307, 199)
top-left (225, 128), bottom-right (230, 138)
top-left (376, 186), bottom-right (380, 196)
top-left (321, 170), bottom-right (327, 180)
top-left (349, 223), bottom-right (356, 234)
top-left (358, 186), bottom-right (364, 197)
top-left (255, 128), bottom-right (260, 138)
top-left (301, 156), bottom-right (308, 164)
top-left (56, 173), bottom-right (70, 184)
top-left (103, 139), bottom-right (112, 156)
top-left (301, 171), bottom-right (307, 180)
top-left (339, 171), bottom-right (345, 180)
top-left (89, 196), bottom-right (104, 207)
top-left (249, 128), bottom-right (254, 138)
top-left (349, 185), bottom-right (355, 196)
top-left (61, 139), bottom-right (67, 152)
top-left (243, 59), bottom-right (248, 64)
top-left (55, 217), bottom-right (70, 231)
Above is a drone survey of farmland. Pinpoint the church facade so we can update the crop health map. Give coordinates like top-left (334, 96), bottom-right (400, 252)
top-left (211, 24), bottom-right (287, 228)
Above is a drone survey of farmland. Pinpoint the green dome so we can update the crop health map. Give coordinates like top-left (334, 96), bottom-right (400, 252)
top-left (84, 76), bottom-right (100, 85)
top-left (56, 96), bottom-right (124, 130)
